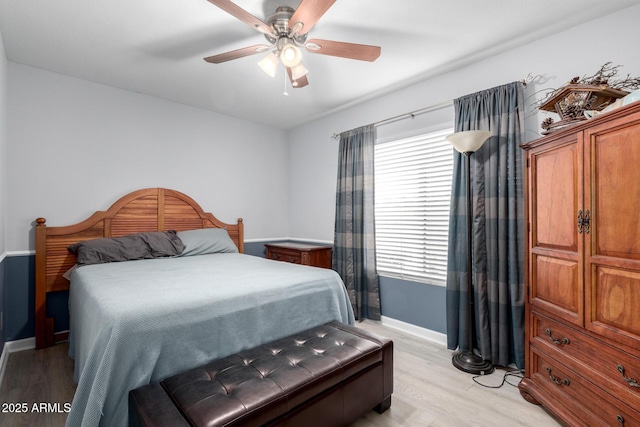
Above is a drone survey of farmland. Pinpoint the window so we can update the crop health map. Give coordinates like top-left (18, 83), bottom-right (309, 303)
top-left (374, 128), bottom-right (454, 286)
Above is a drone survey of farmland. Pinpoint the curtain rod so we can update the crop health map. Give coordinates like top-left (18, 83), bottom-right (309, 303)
top-left (330, 99), bottom-right (452, 140)
top-left (330, 74), bottom-right (540, 140)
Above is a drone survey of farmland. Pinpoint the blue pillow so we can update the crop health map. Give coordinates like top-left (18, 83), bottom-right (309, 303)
top-left (177, 228), bottom-right (238, 256)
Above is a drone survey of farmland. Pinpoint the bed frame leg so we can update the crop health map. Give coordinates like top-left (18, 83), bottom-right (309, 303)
top-left (374, 396), bottom-right (391, 414)
top-left (45, 318), bottom-right (55, 347)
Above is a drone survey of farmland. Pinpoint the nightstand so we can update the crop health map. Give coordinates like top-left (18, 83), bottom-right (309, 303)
top-left (264, 242), bottom-right (332, 268)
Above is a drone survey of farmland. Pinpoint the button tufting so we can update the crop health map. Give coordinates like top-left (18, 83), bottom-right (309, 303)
top-left (289, 358), bottom-right (300, 366)
top-left (136, 323), bottom-right (393, 427)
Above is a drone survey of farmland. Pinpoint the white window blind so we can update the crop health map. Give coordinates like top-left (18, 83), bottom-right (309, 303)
top-left (374, 128), bottom-right (454, 286)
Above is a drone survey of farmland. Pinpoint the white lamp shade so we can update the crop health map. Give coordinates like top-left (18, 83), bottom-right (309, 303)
top-left (290, 62), bottom-right (308, 81)
top-left (445, 130), bottom-right (492, 154)
top-left (257, 52), bottom-right (279, 77)
top-left (280, 44), bottom-right (302, 67)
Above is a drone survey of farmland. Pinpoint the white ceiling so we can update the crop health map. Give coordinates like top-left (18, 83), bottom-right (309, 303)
top-left (1, 0), bottom-right (639, 129)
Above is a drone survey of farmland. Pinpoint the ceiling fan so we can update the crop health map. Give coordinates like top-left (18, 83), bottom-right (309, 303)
top-left (203, 0), bottom-right (381, 89)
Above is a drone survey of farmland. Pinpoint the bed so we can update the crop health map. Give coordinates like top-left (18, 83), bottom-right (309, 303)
top-left (34, 188), bottom-right (354, 427)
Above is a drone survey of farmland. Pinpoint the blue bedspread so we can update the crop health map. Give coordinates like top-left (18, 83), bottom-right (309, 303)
top-left (66, 253), bottom-right (354, 427)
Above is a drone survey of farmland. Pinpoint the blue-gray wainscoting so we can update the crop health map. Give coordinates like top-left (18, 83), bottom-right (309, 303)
top-left (379, 275), bottom-right (446, 334)
top-left (1, 242), bottom-right (447, 350)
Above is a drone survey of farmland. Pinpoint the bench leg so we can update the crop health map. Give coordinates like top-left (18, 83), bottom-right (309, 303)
top-left (374, 396), bottom-right (391, 414)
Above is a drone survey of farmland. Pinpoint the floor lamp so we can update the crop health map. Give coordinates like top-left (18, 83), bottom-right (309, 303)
top-left (446, 130), bottom-right (494, 375)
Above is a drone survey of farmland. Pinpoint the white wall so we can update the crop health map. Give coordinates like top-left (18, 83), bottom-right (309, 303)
top-left (7, 64), bottom-right (290, 251)
top-left (0, 31), bottom-right (7, 256)
top-left (287, 4), bottom-right (640, 242)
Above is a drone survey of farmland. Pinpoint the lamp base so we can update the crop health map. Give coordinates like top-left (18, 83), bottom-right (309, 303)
top-left (452, 351), bottom-right (495, 375)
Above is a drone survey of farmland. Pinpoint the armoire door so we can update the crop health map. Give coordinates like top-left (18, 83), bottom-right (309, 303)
top-left (584, 109), bottom-right (640, 351)
top-left (528, 133), bottom-right (584, 326)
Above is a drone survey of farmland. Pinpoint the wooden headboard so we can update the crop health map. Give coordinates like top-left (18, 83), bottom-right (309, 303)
top-left (34, 187), bottom-right (244, 349)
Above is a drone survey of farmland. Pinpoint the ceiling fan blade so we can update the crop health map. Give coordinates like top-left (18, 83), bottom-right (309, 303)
top-left (206, 0), bottom-right (275, 36)
top-left (306, 38), bottom-right (381, 62)
top-left (287, 67), bottom-right (309, 88)
top-left (288, 0), bottom-right (336, 36)
top-left (204, 44), bottom-right (271, 64)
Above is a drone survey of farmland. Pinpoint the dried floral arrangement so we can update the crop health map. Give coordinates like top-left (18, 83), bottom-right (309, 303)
top-left (536, 63), bottom-right (640, 133)
top-left (567, 62), bottom-right (640, 89)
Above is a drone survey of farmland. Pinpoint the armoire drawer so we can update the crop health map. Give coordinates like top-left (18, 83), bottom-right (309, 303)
top-left (530, 348), bottom-right (640, 426)
top-left (531, 311), bottom-right (640, 414)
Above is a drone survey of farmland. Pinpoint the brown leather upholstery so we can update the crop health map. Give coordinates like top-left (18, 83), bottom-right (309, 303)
top-left (129, 321), bottom-right (393, 427)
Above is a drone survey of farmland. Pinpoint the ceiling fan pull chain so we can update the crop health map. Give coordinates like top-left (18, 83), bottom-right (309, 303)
top-left (283, 67), bottom-right (289, 97)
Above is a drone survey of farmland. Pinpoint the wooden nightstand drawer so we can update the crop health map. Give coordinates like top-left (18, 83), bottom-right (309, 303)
top-left (268, 247), bottom-right (302, 264)
top-left (265, 242), bottom-right (332, 268)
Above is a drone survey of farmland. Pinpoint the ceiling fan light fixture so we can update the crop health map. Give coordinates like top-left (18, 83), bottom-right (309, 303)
top-left (203, 0), bottom-right (382, 89)
top-left (290, 62), bottom-right (308, 81)
top-left (258, 51), bottom-right (279, 77)
top-left (280, 43), bottom-right (302, 67)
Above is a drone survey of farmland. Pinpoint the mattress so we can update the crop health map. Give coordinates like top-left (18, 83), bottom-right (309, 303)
top-left (66, 253), bottom-right (354, 427)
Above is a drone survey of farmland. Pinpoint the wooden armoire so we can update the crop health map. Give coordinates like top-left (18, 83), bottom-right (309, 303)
top-left (519, 101), bottom-right (640, 426)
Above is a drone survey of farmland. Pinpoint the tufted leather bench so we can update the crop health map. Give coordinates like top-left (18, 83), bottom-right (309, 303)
top-left (129, 321), bottom-right (393, 426)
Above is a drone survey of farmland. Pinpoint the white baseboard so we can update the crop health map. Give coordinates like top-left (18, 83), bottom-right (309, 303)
top-left (0, 337), bottom-right (37, 389)
top-left (5, 337), bottom-right (36, 353)
top-left (0, 344), bottom-right (6, 388)
top-left (380, 315), bottom-right (448, 347)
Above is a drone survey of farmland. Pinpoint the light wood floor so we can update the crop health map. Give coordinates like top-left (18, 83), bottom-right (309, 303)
top-left (0, 321), bottom-right (561, 427)
top-left (352, 321), bottom-right (560, 427)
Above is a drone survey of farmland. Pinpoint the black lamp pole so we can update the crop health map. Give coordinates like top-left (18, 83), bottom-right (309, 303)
top-left (451, 151), bottom-right (494, 375)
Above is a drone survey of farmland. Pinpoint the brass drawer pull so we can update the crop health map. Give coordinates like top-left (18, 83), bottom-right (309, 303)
top-left (617, 365), bottom-right (640, 388)
top-left (546, 367), bottom-right (570, 386)
top-left (545, 328), bottom-right (570, 346)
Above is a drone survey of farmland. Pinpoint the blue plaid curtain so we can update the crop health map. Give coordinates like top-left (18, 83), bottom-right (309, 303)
top-left (446, 82), bottom-right (525, 369)
top-left (333, 124), bottom-right (381, 320)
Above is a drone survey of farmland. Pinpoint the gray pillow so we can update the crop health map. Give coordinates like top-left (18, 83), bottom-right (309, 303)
top-left (139, 230), bottom-right (185, 257)
top-left (68, 230), bottom-right (185, 266)
top-left (177, 228), bottom-right (238, 256)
